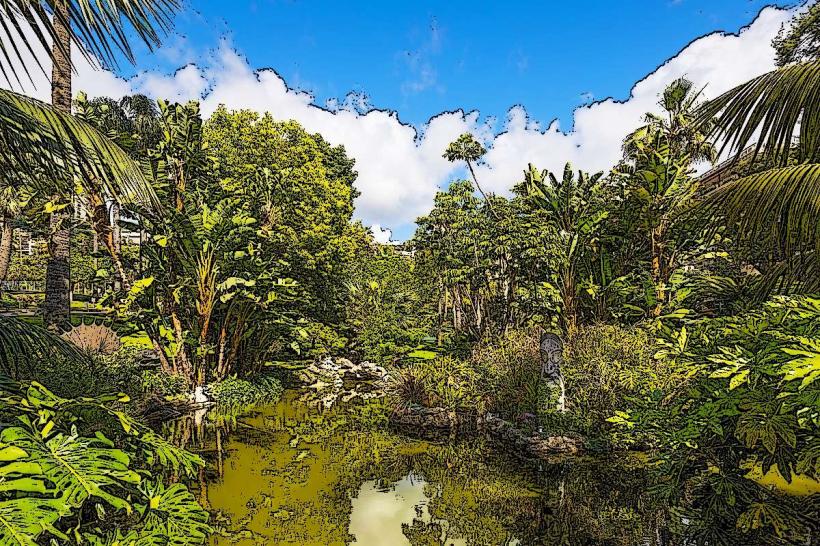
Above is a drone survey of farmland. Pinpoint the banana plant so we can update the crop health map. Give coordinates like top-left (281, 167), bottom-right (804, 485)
top-left (523, 162), bottom-right (607, 334)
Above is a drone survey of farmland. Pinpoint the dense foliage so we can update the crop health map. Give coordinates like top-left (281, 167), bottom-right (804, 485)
top-left (0, 375), bottom-right (209, 544)
top-left (2, 3), bottom-right (820, 544)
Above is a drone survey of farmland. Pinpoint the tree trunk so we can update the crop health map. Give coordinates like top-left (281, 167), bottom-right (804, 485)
top-left (44, 0), bottom-right (72, 331)
top-left (561, 267), bottom-right (577, 336)
top-left (44, 212), bottom-right (71, 330)
top-left (111, 200), bottom-right (122, 255)
top-left (0, 219), bottom-right (13, 283)
top-left (466, 160), bottom-right (498, 219)
top-left (88, 191), bottom-right (131, 291)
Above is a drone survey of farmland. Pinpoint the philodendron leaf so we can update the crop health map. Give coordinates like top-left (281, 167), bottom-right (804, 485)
top-left (139, 481), bottom-right (212, 545)
top-left (0, 497), bottom-right (65, 546)
top-left (0, 427), bottom-right (140, 512)
top-left (0, 443), bottom-right (62, 545)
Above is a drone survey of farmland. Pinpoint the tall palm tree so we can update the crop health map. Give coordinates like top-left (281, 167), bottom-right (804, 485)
top-left (697, 60), bottom-right (820, 293)
top-left (0, 0), bottom-right (179, 329)
top-left (43, 0), bottom-right (74, 328)
top-left (444, 133), bottom-right (498, 218)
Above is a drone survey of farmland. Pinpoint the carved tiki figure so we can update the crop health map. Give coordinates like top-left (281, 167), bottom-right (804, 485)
top-left (539, 332), bottom-right (566, 412)
top-left (539, 333), bottom-right (563, 380)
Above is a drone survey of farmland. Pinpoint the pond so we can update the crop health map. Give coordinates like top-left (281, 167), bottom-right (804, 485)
top-left (164, 390), bottom-right (811, 545)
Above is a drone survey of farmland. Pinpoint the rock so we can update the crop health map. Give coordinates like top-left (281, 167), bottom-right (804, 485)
top-left (192, 386), bottom-right (210, 405)
top-left (297, 356), bottom-right (390, 408)
top-left (482, 414), bottom-right (584, 456)
top-left (390, 406), bottom-right (475, 429)
top-left (337, 358), bottom-right (355, 369)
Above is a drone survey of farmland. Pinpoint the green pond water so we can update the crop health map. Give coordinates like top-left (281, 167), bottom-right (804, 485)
top-left (164, 390), bottom-right (810, 545)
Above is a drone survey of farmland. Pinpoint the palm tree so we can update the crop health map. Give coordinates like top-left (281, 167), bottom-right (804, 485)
top-left (0, 0), bottom-right (179, 329)
top-left (43, 0), bottom-right (74, 329)
top-left (697, 60), bottom-right (820, 293)
top-left (444, 133), bottom-right (498, 218)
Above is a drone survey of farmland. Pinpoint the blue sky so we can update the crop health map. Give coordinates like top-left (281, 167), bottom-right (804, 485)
top-left (30, 0), bottom-right (794, 240)
top-left (123, 0), bottom-right (795, 129)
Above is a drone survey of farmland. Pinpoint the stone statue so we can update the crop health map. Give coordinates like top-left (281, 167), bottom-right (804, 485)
top-left (539, 332), bottom-right (566, 412)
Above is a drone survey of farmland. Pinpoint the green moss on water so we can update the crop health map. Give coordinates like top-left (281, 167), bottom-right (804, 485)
top-left (169, 391), bottom-right (690, 546)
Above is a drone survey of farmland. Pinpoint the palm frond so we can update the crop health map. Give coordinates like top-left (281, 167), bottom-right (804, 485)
top-left (0, 316), bottom-right (87, 378)
top-left (0, 88), bottom-right (159, 208)
top-left (753, 251), bottom-right (820, 299)
top-left (698, 60), bottom-right (820, 165)
top-left (0, 0), bottom-right (180, 85)
top-left (701, 164), bottom-right (820, 256)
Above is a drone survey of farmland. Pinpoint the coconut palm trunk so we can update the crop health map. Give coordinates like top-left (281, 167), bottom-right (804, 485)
top-left (43, 0), bottom-right (72, 331)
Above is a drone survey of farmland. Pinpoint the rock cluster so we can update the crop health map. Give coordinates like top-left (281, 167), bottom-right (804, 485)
top-left (389, 407), bottom-right (584, 457)
top-left (298, 357), bottom-right (390, 408)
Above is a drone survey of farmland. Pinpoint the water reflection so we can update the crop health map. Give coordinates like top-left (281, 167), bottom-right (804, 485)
top-left (163, 391), bottom-right (812, 545)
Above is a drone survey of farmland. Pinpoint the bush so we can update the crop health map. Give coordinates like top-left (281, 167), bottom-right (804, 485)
top-left (390, 356), bottom-right (484, 412)
top-left (20, 345), bottom-right (145, 401)
top-left (563, 324), bottom-right (675, 437)
top-left (207, 375), bottom-right (283, 411)
top-left (0, 377), bottom-right (210, 544)
top-left (142, 369), bottom-right (188, 398)
top-left (302, 321), bottom-right (348, 359)
top-left (469, 329), bottom-right (542, 421)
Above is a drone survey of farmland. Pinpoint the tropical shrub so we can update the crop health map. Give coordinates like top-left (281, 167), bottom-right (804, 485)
top-left (390, 356), bottom-right (485, 413)
top-left (345, 239), bottom-right (434, 364)
top-left (613, 296), bottom-right (820, 544)
top-left (0, 376), bottom-right (210, 544)
top-left (207, 375), bottom-right (283, 412)
top-left (111, 101), bottom-right (364, 388)
top-left (301, 320), bottom-right (348, 359)
top-left (141, 369), bottom-right (189, 399)
top-left (12, 344), bottom-right (149, 403)
top-left (469, 329), bottom-right (541, 421)
top-left (563, 324), bottom-right (677, 439)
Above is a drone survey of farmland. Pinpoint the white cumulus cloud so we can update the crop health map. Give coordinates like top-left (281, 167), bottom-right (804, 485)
top-left (1, 6), bottom-right (795, 239)
top-left (473, 6), bottom-right (793, 194)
